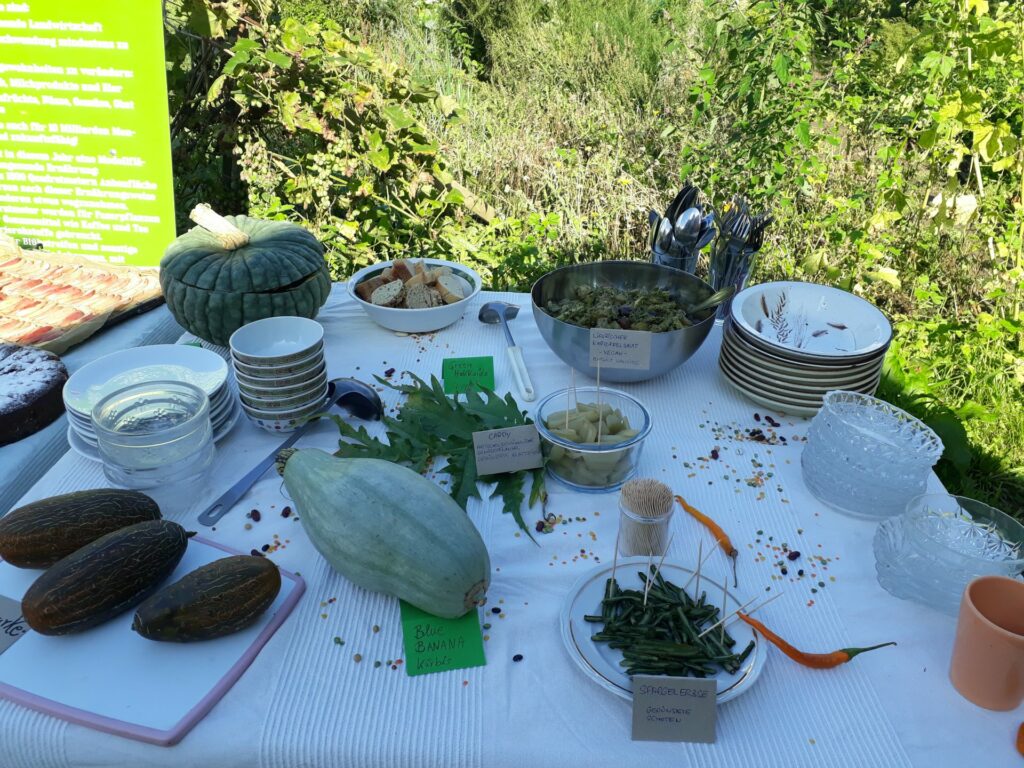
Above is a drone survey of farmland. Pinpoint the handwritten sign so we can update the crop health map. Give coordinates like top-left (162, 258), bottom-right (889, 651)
top-left (472, 424), bottom-right (543, 476)
top-left (631, 675), bottom-right (717, 743)
top-left (589, 328), bottom-right (652, 370)
top-left (399, 600), bottom-right (486, 677)
top-left (0, 595), bottom-right (29, 656)
top-left (442, 356), bottom-right (495, 394)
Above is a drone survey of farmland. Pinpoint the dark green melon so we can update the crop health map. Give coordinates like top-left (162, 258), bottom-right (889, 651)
top-left (160, 206), bottom-right (331, 346)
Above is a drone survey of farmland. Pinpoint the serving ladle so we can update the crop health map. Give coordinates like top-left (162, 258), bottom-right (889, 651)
top-left (478, 302), bottom-right (536, 402)
top-left (685, 285), bottom-right (736, 318)
top-left (196, 378), bottom-right (384, 526)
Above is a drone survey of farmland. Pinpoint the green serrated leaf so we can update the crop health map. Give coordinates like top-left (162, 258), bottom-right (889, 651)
top-left (333, 373), bottom-right (545, 536)
top-left (264, 51), bottom-right (294, 69)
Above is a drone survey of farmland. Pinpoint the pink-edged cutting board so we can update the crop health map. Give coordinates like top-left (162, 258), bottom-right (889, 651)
top-left (0, 536), bottom-right (305, 746)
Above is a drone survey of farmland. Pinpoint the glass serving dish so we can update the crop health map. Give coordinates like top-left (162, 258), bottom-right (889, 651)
top-left (534, 387), bottom-right (652, 493)
top-left (874, 494), bottom-right (1024, 616)
top-left (800, 390), bottom-right (944, 519)
top-left (91, 380), bottom-right (214, 490)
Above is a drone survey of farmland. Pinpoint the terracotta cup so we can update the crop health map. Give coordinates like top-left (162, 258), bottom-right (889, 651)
top-left (949, 575), bottom-right (1024, 710)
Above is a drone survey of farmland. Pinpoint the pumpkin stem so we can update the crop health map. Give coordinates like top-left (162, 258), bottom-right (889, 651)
top-left (275, 448), bottom-right (298, 476)
top-left (189, 204), bottom-right (251, 250)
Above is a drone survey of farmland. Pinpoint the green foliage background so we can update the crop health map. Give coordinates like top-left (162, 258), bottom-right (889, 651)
top-left (165, 0), bottom-right (1024, 515)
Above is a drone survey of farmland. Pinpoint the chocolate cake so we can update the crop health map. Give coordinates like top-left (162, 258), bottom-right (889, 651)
top-left (0, 344), bottom-right (68, 445)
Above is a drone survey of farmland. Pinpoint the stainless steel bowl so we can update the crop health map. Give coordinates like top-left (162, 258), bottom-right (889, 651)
top-left (531, 261), bottom-right (717, 383)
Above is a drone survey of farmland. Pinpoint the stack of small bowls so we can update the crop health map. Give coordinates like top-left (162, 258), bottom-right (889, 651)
top-left (229, 317), bottom-right (328, 432)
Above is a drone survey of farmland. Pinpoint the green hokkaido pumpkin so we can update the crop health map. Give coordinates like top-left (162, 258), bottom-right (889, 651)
top-left (160, 205), bottom-right (331, 346)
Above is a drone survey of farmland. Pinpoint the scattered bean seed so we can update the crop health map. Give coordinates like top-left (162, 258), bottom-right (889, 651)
top-left (512, 654), bottom-right (523, 662)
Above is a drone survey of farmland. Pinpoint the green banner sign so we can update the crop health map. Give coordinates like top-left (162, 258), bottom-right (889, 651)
top-left (0, 0), bottom-right (175, 266)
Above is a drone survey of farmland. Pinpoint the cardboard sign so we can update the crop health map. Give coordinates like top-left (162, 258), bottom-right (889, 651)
top-left (442, 356), bottom-right (495, 394)
top-left (0, 0), bottom-right (175, 265)
top-left (589, 328), bottom-right (652, 370)
top-left (0, 595), bottom-right (29, 656)
top-left (472, 424), bottom-right (543, 476)
top-left (630, 675), bottom-right (717, 743)
top-left (399, 601), bottom-right (486, 677)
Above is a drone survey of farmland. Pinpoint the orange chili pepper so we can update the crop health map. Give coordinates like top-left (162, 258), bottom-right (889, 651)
top-left (738, 612), bottom-right (896, 669)
top-left (675, 495), bottom-right (738, 587)
top-left (1017, 722), bottom-right (1024, 757)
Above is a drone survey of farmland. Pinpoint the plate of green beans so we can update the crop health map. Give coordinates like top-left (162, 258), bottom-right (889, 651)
top-left (560, 558), bottom-right (765, 702)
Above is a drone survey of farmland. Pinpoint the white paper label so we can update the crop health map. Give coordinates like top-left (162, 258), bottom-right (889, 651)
top-left (0, 595), bottom-right (29, 656)
top-left (589, 328), bottom-right (652, 370)
top-left (631, 675), bottom-right (717, 743)
top-left (472, 425), bottom-right (544, 476)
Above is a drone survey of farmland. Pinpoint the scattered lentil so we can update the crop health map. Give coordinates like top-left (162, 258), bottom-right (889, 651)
top-left (354, 654), bottom-right (363, 663)
top-left (372, 624), bottom-right (380, 633)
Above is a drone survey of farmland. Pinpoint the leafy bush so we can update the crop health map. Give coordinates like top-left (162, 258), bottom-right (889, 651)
top-left (167, 0), bottom-right (1024, 514)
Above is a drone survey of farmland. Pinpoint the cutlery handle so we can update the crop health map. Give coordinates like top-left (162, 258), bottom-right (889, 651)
top-left (506, 346), bottom-right (536, 402)
top-left (196, 426), bottom-right (306, 526)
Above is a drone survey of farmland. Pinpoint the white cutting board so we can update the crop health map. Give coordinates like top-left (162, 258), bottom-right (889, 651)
top-left (0, 537), bottom-right (304, 746)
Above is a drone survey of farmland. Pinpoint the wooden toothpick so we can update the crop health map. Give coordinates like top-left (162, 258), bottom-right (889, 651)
top-left (693, 539), bottom-right (703, 599)
top-left (720, 578), bottom-right (729, 641)
top-left (697, 589), bottom-right (785, 639)
top-left (610, 525), bottom-right (622, 586)
top-left (642, 550), bottom-right (654, 607)
top-left (682, 538), bottom-right (716, 593)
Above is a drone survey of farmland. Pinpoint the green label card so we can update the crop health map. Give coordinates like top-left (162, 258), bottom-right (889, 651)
top-left (399, 600), bottom-right (486, 677)
top-left (442, 356), bottom-right (494, 394)
top-left (0, 0), bottom-right (176, 265)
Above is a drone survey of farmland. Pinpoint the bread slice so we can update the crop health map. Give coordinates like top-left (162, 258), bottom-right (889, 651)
top-left (370, 280), bottom-right (406, 307)
top-left (436, 274), bottom-right (465, 304)
top-left (389, 259), bottom-right (414, 283)
top-left (405, 284), bottom-right (442, 309)
top-left (355, 275), bottom-right (387, 303)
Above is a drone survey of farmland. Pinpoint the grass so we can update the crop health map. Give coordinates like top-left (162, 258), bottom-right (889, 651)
top-left (278, 0), bottom-right (1024, 516)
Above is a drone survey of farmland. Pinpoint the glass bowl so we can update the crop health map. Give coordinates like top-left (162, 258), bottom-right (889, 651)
top-left (534, 387), bottom-right (652, 493)
top-left (874, 494), bottom-right (1024, 615)
top-left (801, 390), bottom-right (944, 519)
top-left (91, 380), bottom-right (214, 489)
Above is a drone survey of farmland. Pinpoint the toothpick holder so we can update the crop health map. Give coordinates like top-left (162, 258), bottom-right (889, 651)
top-left (618, 500), bottom-right (673, 557)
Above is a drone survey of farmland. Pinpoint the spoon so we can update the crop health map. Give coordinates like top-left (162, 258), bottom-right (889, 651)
top-left (478, 302), bottom-right (536, 402)
top-left (196, 378), bottom-right (383, 526)
top-left (673, 208), bottom-right (703, 250)
top-left (686, 285), bottom-right (736, 316)
top-left (656, 217), bottom-right (674, 252)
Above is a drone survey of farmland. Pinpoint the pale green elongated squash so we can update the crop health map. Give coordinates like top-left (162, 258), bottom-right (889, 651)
top-left (279, 449), bottom-right (489, 618)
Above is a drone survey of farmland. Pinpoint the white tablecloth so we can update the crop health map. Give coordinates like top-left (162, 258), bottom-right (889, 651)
top-left (2, 286), bottom-right (1019, 767)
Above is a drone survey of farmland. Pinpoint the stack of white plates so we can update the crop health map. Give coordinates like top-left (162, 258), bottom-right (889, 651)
top-left (63, 345), bottom-right (238, 461)
top-left (719, 281), bottom-right (892, 416)
top-left (229, 317), bottom-right (328, 433)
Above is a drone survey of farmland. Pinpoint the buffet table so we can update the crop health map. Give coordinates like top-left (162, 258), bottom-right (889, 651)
top-left (1, 285), bottom-right (1018, 767)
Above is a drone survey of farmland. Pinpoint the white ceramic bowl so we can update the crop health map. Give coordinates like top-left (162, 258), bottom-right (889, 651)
top-left (239, 380), bottom-right (328, 411)
top-left (233, 359), bottom-right (326, 389)
top-left (347, 258), bottom-right (482, 333)
top-left (231, 347), bottom-right (324, 379)
top-left (236, 370), bottom-right (328, 399)
top-left (229, 316), bottom-right (325, 365)
top-left (241, 392), bottom-right (330, 432)
top-left (730, 281), bottom-right (892, 362)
